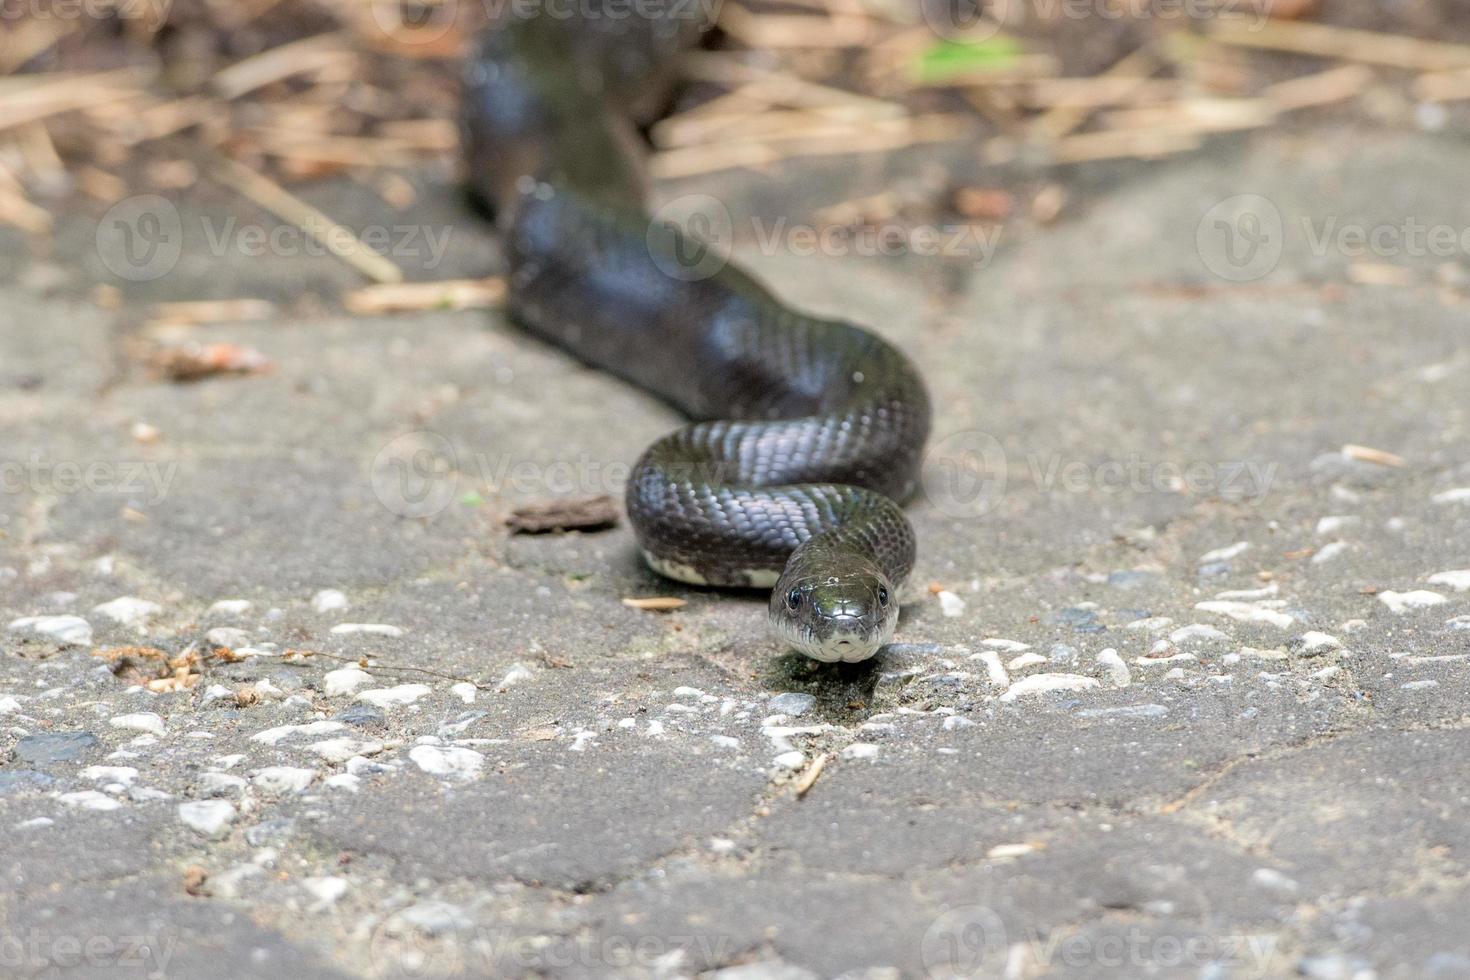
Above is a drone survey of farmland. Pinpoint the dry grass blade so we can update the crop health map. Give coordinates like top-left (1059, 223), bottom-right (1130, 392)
top-left (682, 53), bottom-right (907, 119)
top-left (1032, 48), bottom-right (1158, 141)
top-left (1100, 97), bottom-right (1278, 134)
top-left (146, 299), bottom-right (279, 327)
top-left (1417, 69), bottom-right (1470, 103)
top-left (1210, 17), bottom-right (1470, 72)
top-left (718, 3), bottom-right (879, 49)
top-left (794, 752), bottom-right (830, 797)
top-left (1263, 64), bottom-right (1373, 111)
top-left (0, 68), bottom-right (151, 134)
top-left (1050, 128), bottom-right (1202, 164)
top-left (207, 154), bottom-right (404, 284)
top-left (343, 278), bottom-right (506, 314)
top-left (621, 596), bottom-right (688, 611)
top-left (211, 33), bottom-right (355, 100)
top-left (1342, 444), bottom-right (1407, 468)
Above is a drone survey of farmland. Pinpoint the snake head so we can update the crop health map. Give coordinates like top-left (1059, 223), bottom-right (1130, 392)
top-left (769, 566), bottom-right (898, 664)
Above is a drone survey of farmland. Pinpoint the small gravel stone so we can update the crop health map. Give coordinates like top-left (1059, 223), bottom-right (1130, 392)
top-left (303, 876), bottom-right (349, 910)
top-left (1378, 590), bottom-right (1448, 613)
top-left (205, 627), bottom-right (252, 648)
top-left (8, 615), bottom-right (93, 646)
top-left (1047, 643), bottom-right (1079, 665)
top-left (13, 731), bottom-right (99, 766)
top-left (772, 750), bottom-right (806, 769)
top-left (1170, 624), bottom-right (1230, 644)
top-left (840, 743), bottom-right (880, 761)
top-left (200, 772), bottom-right (248, 796)
top-left (1007, 653), bottom-right (1047, 670)
top-left (0, 770), bottom-right (55, 794)
top-left (1199, 541), bottom-right (1250, 563)
top-left (59, 790), bottom-right (122, 811)
top-left (999, 673), bottom-right (1101, 702)
top-left (109, 713), bottom-right (165, 736)
top-left (207, 599), bottom-right (253, 617)
top-left (324, 668), bottom-right (373, 697)
top-left (451, 682), bottom-right (477, 704)
top-left (253, 767), bottom-right (317, 794)
top-left (91, 597), bottom-right (162, 628)
top-left (410, 743), bottom-right (485, 777)
top-left (356, 683), bottom-right (431, 708)
top-left (1427, 570), bottom-right (1470, 592)
top-left (767, 693), bottom-right (815, 716)
top-left (178, 799), bottom-right (236, 839)
top-left (334, 704), bottom-right (387, 729)
top-left (1312, 542), bottom-right (1350, 564)
top-left (936, 590), bottom-right (965, 617)
top-left (1097, 648), bottom-right (1131, 687)
top-left (309, 738), bottom-right (383, 764)
top-left (311, 589), bottom-right (349, 613)
top-left (330, 623), bottom-right (404, 637)
top-left (1195, 601), bottom-right (1295, 629)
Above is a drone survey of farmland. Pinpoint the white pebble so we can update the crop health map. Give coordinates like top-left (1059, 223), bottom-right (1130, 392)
top-left (311, 589), bottom-right (349, 613)
top-left (58, 790), bottom-right (122, 811)
top-left (1401, 679), bottom-right (1439, 691)
top-left (942, 715), bottom-right (976, 730)
top-left (498, 663), bottom-right (535, 688)
top-left (1315, 516), bottom-right (1358, 535)
top-left (998, 673), bottom-right (1101, 702)
top-left (1096, 649), bottom-right (1131, 687)
top-left (323, 668), bottom-right (373, 697)
top-left (1432, 487), bottom-right (1470, 504)
top-left (1195, 601), bottom-right (1295, 630)
top-left (205, 627), bottom-right (251, 648)
top-left (937, 591), bottom-right (966, 617)
top-left (251, 720), bottom-right (346, 744)
top-left (1199, 541), bottom-right (1250, 563)
top-left (309, 738), bottom-right (382, 764)
top-left (91, 597), bottom-right (162, 628)
top-left (840, 742), bottom-right (880, 760)
top-left (178, 800), bottom-right (237, 838)
top-left (207, 599), bottom-right (252, 617)
top-left (1427, 570), bottom-right (1470, 592)
top-left (303, 876), bottom-right (350, 910)
top-left (1125, 617), bottom-right (1173, 632)
top-left (1169, 624), bottom-right (1229, 644)
top-left (329, 623), bottom-right (404, 637)
top-left (969, 650), bottom-right (1010, 689)
top-left (252, 767), bottom-right (317, 794)
top-left (409, 744), bottom-right (484, 778)
top-left (451, 682), bottom-right (477, 704)
top-left (1294, 631), bottom-right (1342, 654)
top-left (324, 773), bottom-right (361, 792)
top-left (1252, 868), bottom-right (1299, 894)
top-left (355, 684), bottom-right (431, 708)
top-left (8, 615), bottom-right (93, 646)
top-left (982, 638), bottom-right (1031, 652)
top-left (673, 686), bottom-right (705, 699)
top-left (80, 766), bottom-right (138, 785)
top-left (1007, 653), bottom-right (1047, 670)
top-left (1378, 590), bottom-right (1449, 614)
top-left (1312, 542), bottom-right (1350, 564)
top-left (110, 713), bottom-right (165, 736)
top-left (709, 734), bottom-right (741, 749)
top-left (773, 750), bottom-right (806, 769)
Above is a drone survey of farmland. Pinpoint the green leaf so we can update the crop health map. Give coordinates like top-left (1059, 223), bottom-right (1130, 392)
top-left (459, 490), bottom-right (484, 507)
top-left (914, 37), bottom-right (1024, 83)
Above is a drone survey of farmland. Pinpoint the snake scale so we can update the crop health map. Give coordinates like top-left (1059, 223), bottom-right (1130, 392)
top-left (462, 6), bottom-right (932, 662)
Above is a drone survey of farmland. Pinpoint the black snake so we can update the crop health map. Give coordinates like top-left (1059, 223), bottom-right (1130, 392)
top-left (462, 8), bottom-right (932, 662)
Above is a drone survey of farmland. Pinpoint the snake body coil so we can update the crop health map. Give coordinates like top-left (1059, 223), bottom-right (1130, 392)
top-left (463, 11), bottom-right (931, 662)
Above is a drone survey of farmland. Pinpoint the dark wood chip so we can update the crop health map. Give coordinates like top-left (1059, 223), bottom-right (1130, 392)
top-left (506, 495), bottom-right (619, 534)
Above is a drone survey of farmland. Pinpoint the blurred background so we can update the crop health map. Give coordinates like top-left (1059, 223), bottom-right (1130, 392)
top-left (2, 0), bottom-right (1469, 319)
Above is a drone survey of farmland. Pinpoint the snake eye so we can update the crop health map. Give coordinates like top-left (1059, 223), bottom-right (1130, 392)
top-left (877, 586), bottom-right (889, 606)
top-left (786, 588), bottom-right (802, 609)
